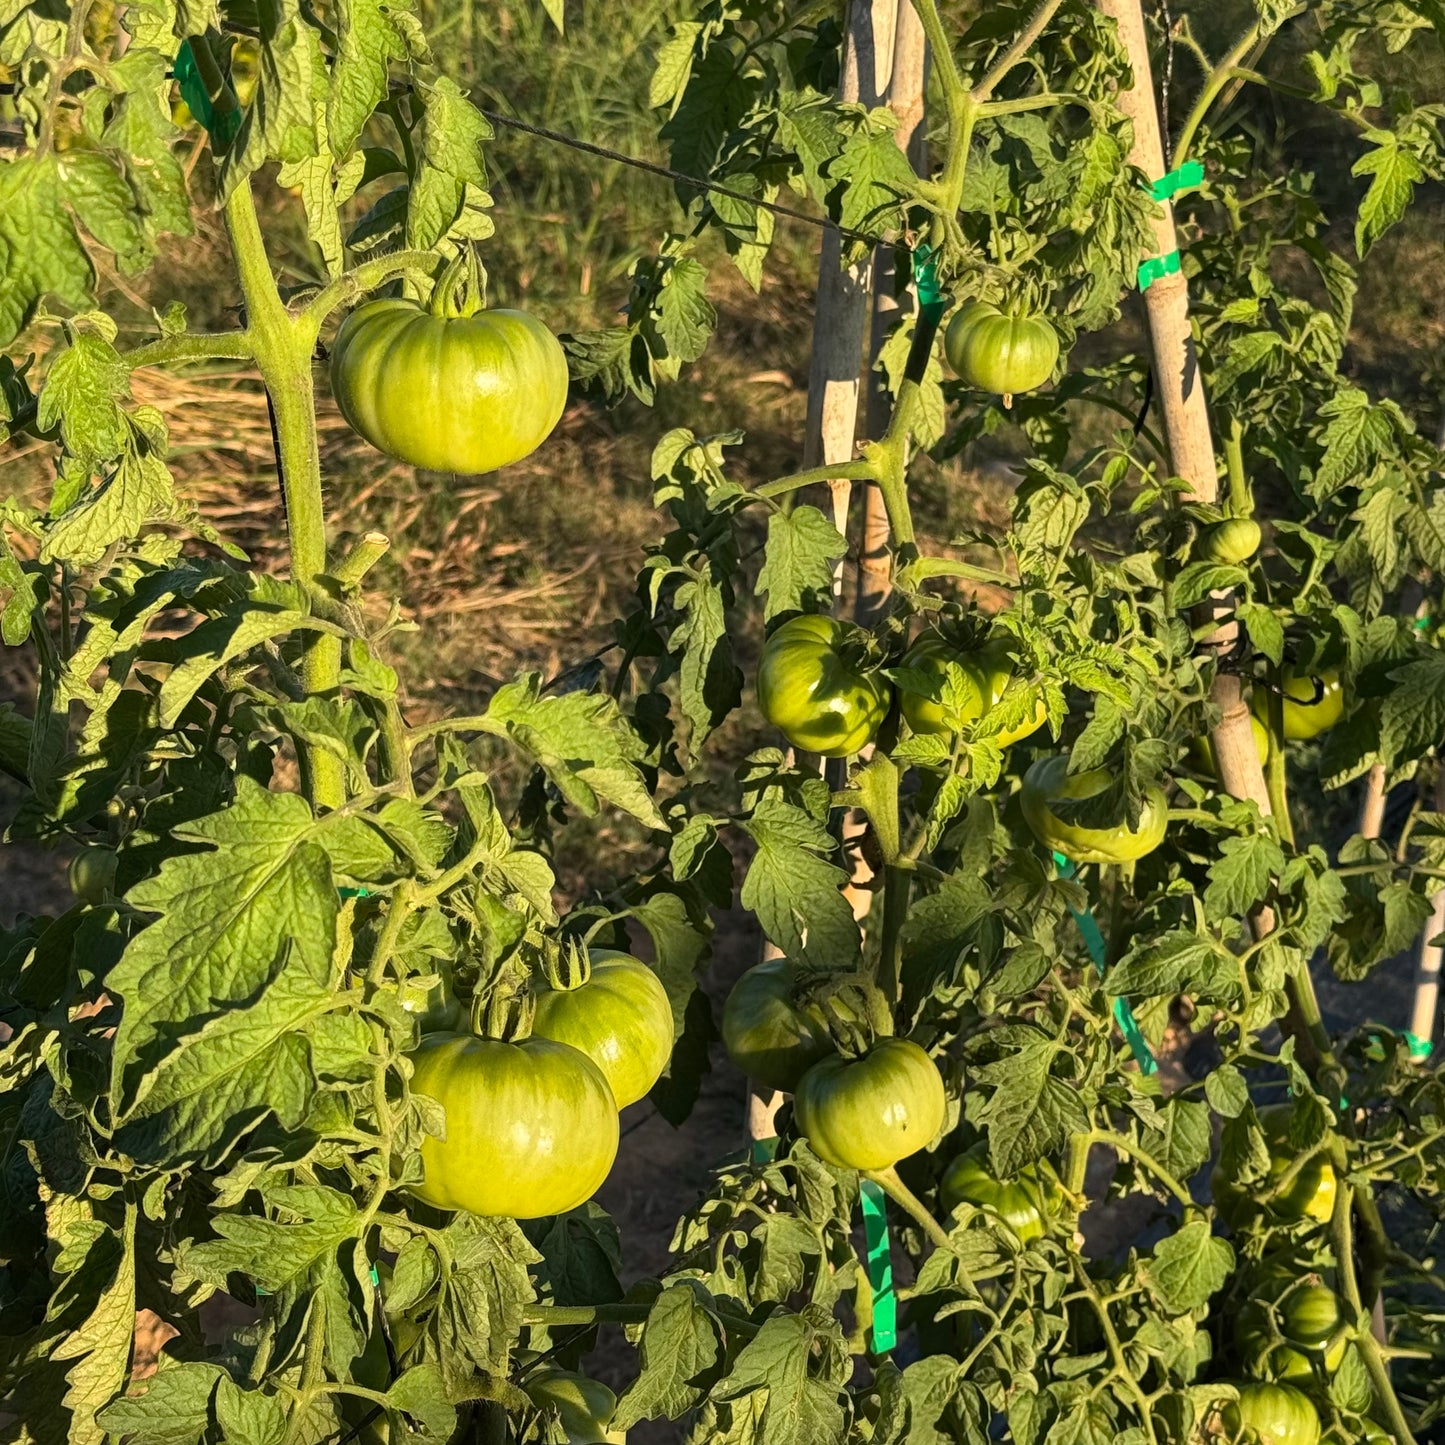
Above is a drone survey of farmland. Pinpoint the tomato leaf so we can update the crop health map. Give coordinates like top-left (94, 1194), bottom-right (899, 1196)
top-left (758, 507), bottom-right (847, 623)
top-left (971, 1026), bottom-right (1091, 1175)
top-left (1142, 1221), bottom-right (1233, 1314)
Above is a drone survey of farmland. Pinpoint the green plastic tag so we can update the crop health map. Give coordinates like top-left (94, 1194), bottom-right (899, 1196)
top-left (1137, 250), bottom-right (1182, 292)
top-left (911, 243), bottom-right (942, 310)
top-left (174, 39), bottom-right (241, 144)
top-left (1405, 1031), bottom-right (1433, 1060)
top-left (1148, 160), bottom-right (1204, 202)
top-left (749, 1134), bottom-right (779, 1166)
top-left (1053, 852), bottom-right (1157, 1076)
top-left (339, 886), bottom-right (372, 900)
top-left (858, 1179), bottom-right (897, 1353)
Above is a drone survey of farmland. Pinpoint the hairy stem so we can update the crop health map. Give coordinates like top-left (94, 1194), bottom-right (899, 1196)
top-left (863, 1166), bottom-right (952, 1251)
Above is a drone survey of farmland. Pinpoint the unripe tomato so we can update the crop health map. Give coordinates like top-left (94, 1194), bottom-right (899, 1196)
top-left (1190, 714), bottom-right (1270, 779)
top-left (397, 961), bottom-right (462, 1036)
top-left (525, 1370), bottom-right (626, 1445)
top-left (1223, 1383), bottom-right (1321, 1445)
top-left (1251, 671), bottom-right (1344, 741)
top-left (940, 1142), bottom-right (1061, 1243)
top-left (794, 1038), bottom-right (946, 1171)
top-left (1238, 1282), bottom-right (1348, 1381)
top-left (1201, 518), bottom-right (1263, 565)
top-left (67, 846), bottom-right (118, 904)
top-left (1215, 1105), bottom-right (1337, 1226)
top-left (721, 958), bottom-right (835, 1093)
top-left (532, 950), bottom-right (673, 1108)
top-left (898, 636), bottom-right (1046, 747)
top-left (330, 291), bottom-right (568, 475)
top-left (1020, 754), bottom-right (1168, 866)
top-left (407, 1032), bottom-right (618, 1217)
top-left (944, 300), bottom-right (1059, 397)
top-left (756, 615), bottom-right (890, 758)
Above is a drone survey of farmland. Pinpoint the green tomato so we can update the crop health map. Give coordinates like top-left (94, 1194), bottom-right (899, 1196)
top-left (330, 297), bottom-right (568, 475)
top-left (1020, 754), bottom-right (1168, 866)
top-left (944, 300), bottom-right (1059, 397)
top-left (939, 1142), bottom-right (1061, 1243)
top-left (532, 950), bottom-right (674, 1108)
top-left (898, 636), bottom-right (1046, 746)
top-left (407, 1032), bottom-right (618, 1218)
top-left (1238, 1283), bottom-right (1348, 1381)
top-left (794, 1038), bottom-right (946, 1171)
top-left (397, 961), bottom-right (463, 1036)
top-left (1251, 671), bottom-right (1344, 742)
top-left (67, 846), bottom-right (118, 904)
top-left (756, 614), bottom-right (890, 758)
top-left (1215, 1105), bottom-right (1338, 1227)
top-left (721, 958), bottom-right (835, 1094)
top-left (525, 1370), bottom-right (626, 1445)
top-left (1190, 714), bottom-right (1271, 779)
top-left (1201, 518), bottom-right (1263, 565)
top-left (1223, 1383), bottom-right (1321, 1445)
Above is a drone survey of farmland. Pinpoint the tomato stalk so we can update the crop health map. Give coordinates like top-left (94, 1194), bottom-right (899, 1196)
top-left (1262, 679), bottom-right (1294, 846)
top-left (1224, 417), bottom-right (1254, 519)
top-left (861, 1166), bottom-right (953, 1252)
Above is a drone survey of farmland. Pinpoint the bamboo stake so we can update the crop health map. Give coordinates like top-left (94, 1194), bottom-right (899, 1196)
top-left (1408, 766), bottom-right (1445, 1052)
top-left (1096, 0), bottom-right (1271, 817)
top-left (749, 0), bottom-right (895, 1145)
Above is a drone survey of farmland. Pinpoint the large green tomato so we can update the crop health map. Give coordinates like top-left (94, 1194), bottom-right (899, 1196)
top-left (898, 636), bottom-right (1046, 747)
top-left (721, 958), bottom-right (835, 1094)
top-left (532, 950), bottom-right (673, 1108)
top-left (1251, 671), bottom-right (1344, 741)
top-left (1238, 1282), bottom-right (1348, 1381)
top-left (68, 846), bottom-right (118, 904)
top-left (330, 294), bottom-right (568, 475)
top-left (944, 300), bottom-right (1059, 397)
top-left (757, 614), bottom-right (890, 758)
top-left (1223, 1383), bottom-right (1321, 1445)
top-left (408, 1033), bottom-right (618, 1217)
top-left (1201, 518), bottom-right (1263, 565)
top-left (525, 1370), bottom-right (626, 1445)
top-left (1190, 714), bottom-right (1271, 779)
top-left (1215, 1104), bottom-right (1338, 1227)
top-left (794, 1038), bottom-right (946, 1171)
top-left (940, 1142), bottom-right (1061, 1243)
top-left (1020, 754), bottom-right (1168, 866)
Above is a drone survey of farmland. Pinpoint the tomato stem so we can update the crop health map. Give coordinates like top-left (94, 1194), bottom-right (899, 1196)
top-left (862, 1166), bottom-right (952, 1252)
top-left (1223, 417), bottom-right (1254, 518)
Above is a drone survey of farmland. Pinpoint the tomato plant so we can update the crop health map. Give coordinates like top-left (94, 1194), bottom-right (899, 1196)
top-left (4, 0), bottom-right (1445, 1443)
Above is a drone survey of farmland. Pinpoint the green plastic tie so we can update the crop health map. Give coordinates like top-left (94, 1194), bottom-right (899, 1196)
top-left (1412, 614), bottom-right (1433, 632)
top-left (339, 886), bottom-right (372, 900)
top-left (749, 1135), bottom-right (779, 1166)
top-left (1147, 160), bottom-right (1204, 202)
top-left (173, 39), bottom-right (241, 145)
top-left (1053, 853), bottom-right (1157, 1076)
top-left (1405, 1031), bottom-right (1433, 1060)
top-left (858, 1179), bottom-right (897, 1353)
top-left (1137, 250), bottom-right (1182, 293)
top-left (911, 242), bottom-right (943, 310)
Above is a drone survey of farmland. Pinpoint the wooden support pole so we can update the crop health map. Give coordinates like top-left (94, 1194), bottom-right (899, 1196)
top-left (1096, 0), bottom-right (1271, 819)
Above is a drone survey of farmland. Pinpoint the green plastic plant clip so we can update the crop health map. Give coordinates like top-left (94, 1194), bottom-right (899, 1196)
top-left (858, 1179), bottom-right (897, 1353)
top-left (1053, 853), bottom-right (1158, 1076)
top-left (911, 242), bottom-right (943, 311)
top-left (1147, 160), bottom-right (1205, 202)
top-left (1405, 1031), bottom-right (1433, 1060)
top-left (339, 886), bottom-right (371, 900)
top-left (173, 40), bottom-right (241, 146)
top-left (749, 1134), bottom-right (779, 1166)
top-left (1137, 250), bottom-right (1182, 292)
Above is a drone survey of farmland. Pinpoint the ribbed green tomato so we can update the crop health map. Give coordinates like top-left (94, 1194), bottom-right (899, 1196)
top-left (1201, 517), bottom-right (1263, 565)
top-left (1020, 754), bottom-right (1168, 866)
top-left (408, 1033), bottom-right (618, 1217)
top-left (1215, 1105), bottom-right (1338, 1226)
top-left (1223, 1383), bottom-right (1321, 1445)
top-left (1251, 671), bottom-right (1344, 741)
top-left (330, 295), bottom-right (568, 475)
top-left (1191, 714), bottom-right (1271, 779)
top-left (68, 846), bottom-right (117, 904)
top-left (397, 961), bottom-right (462, 1036)
top-left (794, 1038), bottom-right (946, 1170)
top-left (721, 958), bottom-right (835, 1094)
top-left (532, 950), bottom-right (673, 1108)
top-left (525, 1370), bottom-right (626, 1445)
top-left (898, 636), bottom-right (1046, 747)
top-left (944, 300), bottom-right (1059, 396)
top-left (757, 614), bottom-right (890, 758)
top-left (1238, 1283), bottom-right (1348, 1381)
top-left (940, 1142), bottom-right (1061, 1243)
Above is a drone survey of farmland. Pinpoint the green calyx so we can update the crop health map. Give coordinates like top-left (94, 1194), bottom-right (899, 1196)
top-left (428, 247), bottom-right (488, 320)
top-left (470, 970), bottom-right (535, 1042)
top-left (542, 939), bottom-right (593, 993)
